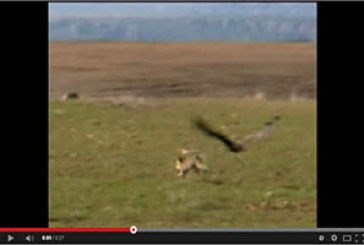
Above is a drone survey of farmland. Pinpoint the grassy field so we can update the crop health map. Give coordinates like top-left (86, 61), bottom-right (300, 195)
top-left (49, 98), bottom-right (316, 228)
top-left (49, 41), bottom-right (316, 227)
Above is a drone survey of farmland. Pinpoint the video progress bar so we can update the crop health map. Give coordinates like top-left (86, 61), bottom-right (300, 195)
top-left (0, 231), bottom-right (363, 244)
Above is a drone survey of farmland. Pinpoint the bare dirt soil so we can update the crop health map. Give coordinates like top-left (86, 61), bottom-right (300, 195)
top-left (49, 42), bottom-right (316, 100)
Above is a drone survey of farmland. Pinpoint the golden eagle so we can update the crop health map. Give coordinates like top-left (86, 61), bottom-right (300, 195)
top-left (195, 115), bottom-right (281, 152)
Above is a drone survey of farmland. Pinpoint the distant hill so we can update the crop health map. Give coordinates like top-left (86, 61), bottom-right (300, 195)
top-left (49, 16), bottom-right (316, 42)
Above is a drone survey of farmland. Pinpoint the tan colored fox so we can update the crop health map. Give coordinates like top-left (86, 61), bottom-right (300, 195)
top-left (175, 149), bottom-right (208, 177)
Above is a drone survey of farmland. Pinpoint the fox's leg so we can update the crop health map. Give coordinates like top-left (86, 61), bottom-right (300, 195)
top-left (178, 170), bottom-right (184, 177)
top-left (191, 164), bottom-right (201, 174)
top-left (178, 168), bottom-right (188, 177)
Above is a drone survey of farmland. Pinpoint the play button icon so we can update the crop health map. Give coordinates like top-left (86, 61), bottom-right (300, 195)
top-left (7, 235), bottom-right (14, 242)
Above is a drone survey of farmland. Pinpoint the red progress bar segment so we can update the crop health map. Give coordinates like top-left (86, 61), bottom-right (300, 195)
top-left (0, 228), bottom-right (130, 232)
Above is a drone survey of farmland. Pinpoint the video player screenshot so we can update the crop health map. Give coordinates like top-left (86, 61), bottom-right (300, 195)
top-left (1, 1), bottom-right (363, 244)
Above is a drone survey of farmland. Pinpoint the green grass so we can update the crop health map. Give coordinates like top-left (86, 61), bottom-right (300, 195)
top-left (49, 98), bottom-right (316, 228)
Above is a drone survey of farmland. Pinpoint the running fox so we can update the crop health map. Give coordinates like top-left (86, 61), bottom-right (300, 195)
top-left (175, 149), bottom-right (208, 177)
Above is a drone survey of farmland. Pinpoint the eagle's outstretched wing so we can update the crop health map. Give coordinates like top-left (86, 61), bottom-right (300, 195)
top-left (194, 117), bottom-right (244, 152)
top-left (194, 115), bottom-right (281, 153)
top-left (238, 115), bottom-right (281, 146)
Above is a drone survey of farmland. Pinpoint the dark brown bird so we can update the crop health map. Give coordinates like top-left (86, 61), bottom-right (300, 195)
top-left (195, 115), bottom-right (281, 153)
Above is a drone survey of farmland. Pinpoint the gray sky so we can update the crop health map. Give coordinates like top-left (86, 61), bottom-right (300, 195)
top-left (49, 3), bottom-right (316, 20)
